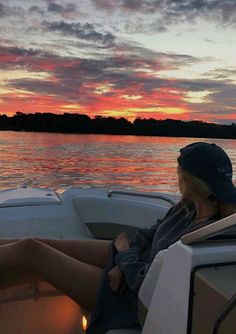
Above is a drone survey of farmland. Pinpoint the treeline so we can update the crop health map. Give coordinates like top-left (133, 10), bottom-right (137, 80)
top-left (0, 112), bottom-right (236, 139)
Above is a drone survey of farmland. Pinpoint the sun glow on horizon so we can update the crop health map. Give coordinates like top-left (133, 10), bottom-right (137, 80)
top-left (0, 1), bottom-right (235, 123)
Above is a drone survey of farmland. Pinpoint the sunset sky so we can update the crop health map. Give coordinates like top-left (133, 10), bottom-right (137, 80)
top-left (0, 0), bottom-right (235, 123)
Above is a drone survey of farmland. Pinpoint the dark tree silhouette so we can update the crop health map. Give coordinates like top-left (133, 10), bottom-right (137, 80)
top-left (0, 112), bottom-right (235, 139)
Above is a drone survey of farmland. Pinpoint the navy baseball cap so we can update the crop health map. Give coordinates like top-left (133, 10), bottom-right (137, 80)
top-left (178, 142), bottom-right (236, 204)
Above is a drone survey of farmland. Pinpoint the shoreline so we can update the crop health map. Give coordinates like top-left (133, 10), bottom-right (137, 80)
top-left (0, 113), bottom-right (236, 140)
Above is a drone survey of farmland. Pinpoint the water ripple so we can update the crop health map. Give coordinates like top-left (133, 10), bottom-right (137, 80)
top-left (0, 132), bottom-right (235, 193)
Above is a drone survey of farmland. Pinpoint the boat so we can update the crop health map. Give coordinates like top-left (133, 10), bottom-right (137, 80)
top-left (0, 185), bottom-right (235, 334)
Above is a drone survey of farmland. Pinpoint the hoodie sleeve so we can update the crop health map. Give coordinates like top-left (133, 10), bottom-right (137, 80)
top-left (114, 203), bottom-right (180, 293)
top-left (115, 246), bottom-right (152, 294)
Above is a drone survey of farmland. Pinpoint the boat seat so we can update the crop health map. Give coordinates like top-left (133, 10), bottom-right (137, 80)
top-left (74, 195), bottom-right (169, 239)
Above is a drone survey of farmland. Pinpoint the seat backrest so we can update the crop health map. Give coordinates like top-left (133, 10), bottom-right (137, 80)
top-left (138, 249), bottom-right (167, 309)
top-left (181, 213), bottom-right (236, 245)
top-left (142, 241), bottom-right (236, 334)
top-left (138, 249), bottom-right (167, 326)
top-left (74, 196), bottom-right (169, 229)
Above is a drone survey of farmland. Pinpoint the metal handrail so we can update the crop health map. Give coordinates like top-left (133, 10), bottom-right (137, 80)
top-left (107, 189), bottom-right (176, 205)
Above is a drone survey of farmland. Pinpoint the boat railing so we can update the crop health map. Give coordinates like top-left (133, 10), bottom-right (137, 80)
top-left (107, 189), bottom-right (176, 205)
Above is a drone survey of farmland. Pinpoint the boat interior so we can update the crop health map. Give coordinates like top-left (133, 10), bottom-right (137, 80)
top-left (0, 186), bottom-right (235, 334)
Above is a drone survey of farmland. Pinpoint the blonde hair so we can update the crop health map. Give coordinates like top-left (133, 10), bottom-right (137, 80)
top-left (178, 165), bottom-right (236, 217)
top-left (219, 203), bottom-right (236, 217)
top-left (179, 166), bottom-right (212, 199)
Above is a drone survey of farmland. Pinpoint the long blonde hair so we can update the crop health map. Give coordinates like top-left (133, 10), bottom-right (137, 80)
top-left (178, 165), bottom-right (236, 217)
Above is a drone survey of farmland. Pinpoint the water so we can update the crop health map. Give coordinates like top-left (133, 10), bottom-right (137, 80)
top-left (0, 131), bottom-right (236, 194)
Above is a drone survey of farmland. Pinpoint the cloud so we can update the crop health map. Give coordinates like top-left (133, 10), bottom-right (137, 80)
top-left (0, 1), bottom-right (77, 20)
top-left (42, 21), bottom-right (116, 47)
top-left (48, 2), bottom-right (64, 13)
top-left (92, 0), bottom-right (236, 27)
top-left (0, 45), bottom-right (54, 70)
top-left (1, 42), bottom-right (236, 122)
top-left (8, 49), bottom-right (233, 102)
top-left (0, 2), bottom-right (5, 17)
top-left (28, 5), bottom-right (45, 16)
top-left (0, 43), bottom-right (216, 96)
top-left (207, 67), bottom-right (236, 79)
top-left (208, 85), bottom-right (236, 106)
top-left (0, 43), bottom-right (184, 106)
top-left (0, 2), bottom-right (26, 18)
top-left (120, 0), bottom-right (143, 10)
top-left (47, 2), bottom-right (78, 18)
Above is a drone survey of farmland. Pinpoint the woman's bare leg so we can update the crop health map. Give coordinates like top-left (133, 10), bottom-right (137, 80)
top-left (0, 239), bottom-right (104, 311)
top-left (0, 238), bottom-right (112, 268)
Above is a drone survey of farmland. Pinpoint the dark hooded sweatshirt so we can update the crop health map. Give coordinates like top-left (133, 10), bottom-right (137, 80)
top-left (87, 201), bottom-right (220, 334)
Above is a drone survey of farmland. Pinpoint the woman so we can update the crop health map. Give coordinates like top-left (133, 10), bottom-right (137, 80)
top-left (0, 142), bottom-right (236, 333)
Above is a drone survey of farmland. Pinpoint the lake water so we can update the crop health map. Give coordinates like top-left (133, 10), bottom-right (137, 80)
top-left (0, 131), bottom-right (236, 194)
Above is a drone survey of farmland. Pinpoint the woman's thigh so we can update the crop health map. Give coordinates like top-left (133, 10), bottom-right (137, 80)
top-left (0, 238), bottom-right (112, 268)
top-left (0, 239), bottom-right (105, 311)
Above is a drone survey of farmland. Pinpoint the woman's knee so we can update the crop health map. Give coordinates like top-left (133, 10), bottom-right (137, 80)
top-left (17, 238), bottom-right (41, 259)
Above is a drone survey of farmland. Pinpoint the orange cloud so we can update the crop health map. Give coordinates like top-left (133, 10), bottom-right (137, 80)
top-left (0, 92), bottom-right (70, 115)
top-left (0, 44), bottom-right (235, 124)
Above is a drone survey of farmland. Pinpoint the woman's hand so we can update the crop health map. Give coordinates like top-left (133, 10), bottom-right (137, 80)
top-left (108, 265), bottom-right (126, 293)
top-left (114, 232), bottom-right (131, 252)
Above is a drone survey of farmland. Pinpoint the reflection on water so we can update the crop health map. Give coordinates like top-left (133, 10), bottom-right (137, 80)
top-left (0, 131), bottom-right (236, 194)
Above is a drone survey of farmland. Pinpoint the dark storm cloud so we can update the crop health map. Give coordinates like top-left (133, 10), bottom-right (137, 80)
top-left (42, 21), bottom-right (116, 47)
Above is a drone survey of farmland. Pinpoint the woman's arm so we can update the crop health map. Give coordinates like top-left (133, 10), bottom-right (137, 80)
top-left (113, 202), bottom-right (182, 294)
top-left (115, 246), bottom-right (151, 294)
top-left (112, 232), bottom-right (152, 293)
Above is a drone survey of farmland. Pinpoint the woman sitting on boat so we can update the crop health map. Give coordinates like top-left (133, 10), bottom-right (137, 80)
top-left (0, 142), bottom-right (236, 334)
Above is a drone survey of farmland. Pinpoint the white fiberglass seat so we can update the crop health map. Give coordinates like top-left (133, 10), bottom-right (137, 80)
top-left (105, 213), bottom-right (236, 334)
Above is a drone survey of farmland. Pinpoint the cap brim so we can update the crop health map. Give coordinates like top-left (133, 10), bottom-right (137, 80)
top-left (210, 180), bottom-right (236, 204)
